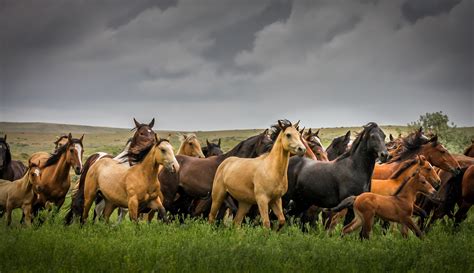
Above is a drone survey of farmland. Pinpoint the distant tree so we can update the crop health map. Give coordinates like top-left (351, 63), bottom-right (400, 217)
top-left (408, 111), bottom-right (471, 153)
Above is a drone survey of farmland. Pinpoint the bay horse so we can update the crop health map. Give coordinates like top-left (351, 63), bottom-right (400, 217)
top-left (0, 135), bottom-right (27, 181)
top-left (202, 139), bottom-right (223, 157)
top-left (177, 134), bottom-right (205, 158)
top-left (331, 170), bottom-right (436, 239)
top-left (326, 131), bottom-right (351, 161)
top-left (302, 128), bottom-right (328, 161)
top-left (80, 135), bottom-right (179, 224)
top-left (30, 133), bottom-right (84, 214)
top-left (0, 160), bottom-right (42, 225)
top-left (209, 120), bottom-right (306, 229)
top-left (373, 131), bottom-right (461, 179)
top-left (284, 122), bottom-right (389, 227)
top-left (65, 118), bottom-right (156, 224)
top-left (464, 140), bottom-right (474, 157)
top-left (453, 165), bottom-right (474, 224)
top-left (53, 135), bottom-right (69, 153)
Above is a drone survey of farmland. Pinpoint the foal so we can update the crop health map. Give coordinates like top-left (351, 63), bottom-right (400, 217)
top-left (332, 171), bottom-right (436, 239)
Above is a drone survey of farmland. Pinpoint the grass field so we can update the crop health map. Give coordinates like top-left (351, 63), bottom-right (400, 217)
top-left (1, 122), bottom-right (474, 272)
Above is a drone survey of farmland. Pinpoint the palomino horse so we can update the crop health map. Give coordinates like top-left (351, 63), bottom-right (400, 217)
top-left (326, 131), bottom-right (351, 161)
top-left (0, 160), bottom-right (42, 225)
top-left (65, 118), bottom-right (156, 224)
top-left (209, 120), bottom-right (306, 229)
top-left (80, 136), bottom-right (179, 223)
top-left (284, 123), bottom-right (389, 226)
top-left (202, 139), bottom-right (223, 157)
top-left (302, 128), bottom-right (328, 161)
top-left (0, 135), bottom-right (27, 181)
top-left (332, 170), bottom-right (436, 239)
top-left (30, 133), bottom-right (84, 213)
top-left (373, 131), bottom-right (461, 179)
top-left (177, 134), bottom-right (205, 158)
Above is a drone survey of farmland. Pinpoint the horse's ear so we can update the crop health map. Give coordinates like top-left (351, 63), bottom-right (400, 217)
top-left (166, 133), bottom-right (171, 141)
top-left (3, 135), bottom-right (6, 141)
top-left (299, 127), bottom-right (305, 135)
top-left (263, 129), bottom-right (268, 135)
top-left (418, 127), bottom-right (423, 134)
top-left (68, 133), bottom-right (73, 141)
top-left (218, 138), bottom-right (221, 147)
top-left (308, 128), bottom-right (312, 135)
top-left (345, 131), bottom-right (351, 140)
top-left (429, 135), bottom-right (438, 144)
top-left (133, 118), bottom-right (140, 128)
top-left (278, 120), bottom-right (284, 129)
top-left (294, 120), bottom-right (300, 129)
top-left (79, 134), bottom-right (84, 143)
top-left (154, 133), bottom-right (159, 144)
top-left (389, 134), bottom-right (394, 141)
top-left (178, 134), bottom-right (185, 142)
top-left (206, 139), bottom-right (211, 146)
top-left (315, 129), bottom-right (320, 137)
top-left (149, 118), bottom-right (155, 128)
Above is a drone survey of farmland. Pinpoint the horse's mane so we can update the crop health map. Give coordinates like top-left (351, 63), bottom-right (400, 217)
top-left (0, 138), bottom-right (12, 166)
top-left (126, 139), bottom-right (169, 165)
top-left (335, 122), bottom-right (378, 161)
top-left (270, 119), bottom-right (291, 141)
top-left (389, 158), bottom-right (418, 179)
top-left (43, 138), bottom-right (82, 168)
top-left (388, 131), bottom-right (431, 163)
top-left (128, 123), bottom-right (155, 156)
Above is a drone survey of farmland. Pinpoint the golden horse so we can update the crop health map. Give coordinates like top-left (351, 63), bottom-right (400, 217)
top-left (209, 120), bottom-right (306, 229)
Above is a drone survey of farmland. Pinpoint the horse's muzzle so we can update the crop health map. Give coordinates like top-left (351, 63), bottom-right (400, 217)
top-left (74, 166), bottom-right (82, 175)
top-left (378, 151), bottom-right (390, 163)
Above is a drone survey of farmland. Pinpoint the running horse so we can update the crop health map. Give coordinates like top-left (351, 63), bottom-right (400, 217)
top-left (209, 120), bottom-right (306, 229)
top-left (0, 135), bottom-right (27, 181)
top-left (30, 133), bottom-right (84, 215)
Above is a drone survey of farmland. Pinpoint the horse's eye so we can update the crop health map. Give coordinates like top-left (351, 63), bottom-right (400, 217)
top-left (70, 149), bottom-right (74, 152)
top-left (189, 143), bottom-right (193, 146)
top-left (161, 149), bottom-right (166, 153)
top-left (440, 150), bottom-right (446, 154)
top-left (286, 133), bottom-right (291, 138)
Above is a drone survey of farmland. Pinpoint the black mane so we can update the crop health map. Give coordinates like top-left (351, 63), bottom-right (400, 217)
top-left (335, 122), bottom-right (378, 162)
top-left (0, 137), bottom-right (12, 166)
top-left (388, 131), bottom-right (432, 163)
top-left (126, 139), bottom-right (169, 165)
top-left (44, 138), bottom-right (83, 168)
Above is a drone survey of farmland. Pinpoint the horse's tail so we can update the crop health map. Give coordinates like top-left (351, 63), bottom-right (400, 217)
top-left (327, 196), bottom-right (356, 213)
top-left (65, 153), bottom-right (101, 225)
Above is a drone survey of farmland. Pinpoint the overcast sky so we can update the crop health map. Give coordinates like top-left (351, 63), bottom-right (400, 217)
top-left (1, 0), bottom-right (472, 131)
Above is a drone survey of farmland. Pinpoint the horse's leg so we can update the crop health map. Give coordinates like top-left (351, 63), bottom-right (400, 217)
top-left (82, 189), bottom-right (97, 225)
top-left (454, 201), bottom-right (472, 226)
top-left (359, 211), bottom-right (374, 240)
top-left (102, 201), bottom-right (116, 224)
top-left (6, 201), bottom-right (13, 226)
top-left (399, 224), bottom-right (409, 238)
top-left (127, 195), bottom-right (139, 223)
top-left (93, 200), bottom-right (105, 222)
top-left (256, 195), bottom-right (270, 229)
top-left (117, 208), bottom-right (128, 225)
top-left (148, 197), bottom-right (168, 223)
top-left (403, 217), bottom-right (424, 239)
top-left (233, 202), bottom-right (252, 227)
top-left (343, 208), bottom-right (355, 226)
top-left (342, 211), bottom-right (362, 236)
top-left (208, 182), bottom-right (227, 224)
top-left (269, 198), bottom-right (286, 231)
top-left (22, 204), bottom-right (32, 226)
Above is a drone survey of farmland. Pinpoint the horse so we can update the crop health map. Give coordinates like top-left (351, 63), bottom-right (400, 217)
top-left (209, 120), bottom-right (306, 229)
top-left (53, 135), bottom-right (69, 153)
top-left (284, 122), bottom-right (389, 227)
top-left (65, 118), bottom-right (156, 224)
top-left (331, 170), bottom-right (436, 239)
top-left (202, 139), bottom-right (223, 157)
top-left (158, 129), bottom-right (274, 216)
top-left (177, 133), bottom-right (205, 158)
top-left (464, 140), bottom-right (474, 157)
top-left (453, 165), bottom-right (474, 224)
top-left (0, 160), bottom-right (42, 226)
top-left (79, 135), bottom-right (179, 224)
top-left (373, 130), bottom-right (461, 179)
top-left (302, 128), bottom-right (328, 161)
top-left (0, 135), bottom-right (27, 181)
top-left (326, 131), bottom-right (351, 161)
top-left (29, 133), bottom-right (84, 214)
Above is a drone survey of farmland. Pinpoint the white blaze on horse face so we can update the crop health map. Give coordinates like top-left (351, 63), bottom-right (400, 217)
top-left (313, 136), bottom-right (325, 150)
top-left (75, 144), bottom-right (83, 168)
top-left (33, 168), bottom-right (41, 176)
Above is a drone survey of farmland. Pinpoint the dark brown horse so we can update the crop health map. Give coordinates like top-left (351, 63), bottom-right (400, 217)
top-left (202, 139), bottom-right (223, 157)
top-left (159, 129), bottom-right (274, 216)
top-left (0, 135), bottom-right (27, 181)
top-left (464, 140), bottom-right (474, 157)
top-left (326, 131), bottom-right (351, 161)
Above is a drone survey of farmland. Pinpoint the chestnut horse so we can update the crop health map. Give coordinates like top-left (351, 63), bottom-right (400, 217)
top-left (373, 131), bottom-right (461, 179)
top-left (80, 136), bottom-right (179, 224)
top-left (30, 133), bottom-right (84, 214)
top-left (332, 171), bottom-right (436, 239)
top-left (0, 135), bottom-right (27, 181)
top-left (209, 120), bottom-right (306, 229)
top-left (177, 134), bottom-right (205, 158)
top-left (0, 160), bottom-right (42, 225)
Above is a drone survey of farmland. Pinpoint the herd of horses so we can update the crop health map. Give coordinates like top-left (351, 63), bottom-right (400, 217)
top-left (1, 118), bottom-right (473, 240)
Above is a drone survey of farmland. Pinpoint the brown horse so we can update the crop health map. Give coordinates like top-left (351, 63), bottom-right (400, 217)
top-left (332, 171), bottom-right (436, 239)
top-left (302, 128), bottom-right (328, 161)
top-left (177, 133), bottom-right (205, 158)
top-left (453, 165), bottom-right (474, 224)
top-left (0, 135), bottom-right (27, 181)
top-left (373, 131), bottom-right (460, 179)
top-left (30, 133), bottom-right (84, 214)
top-left (464, 140), bottom-right (474, 157)
top-left (80, 136), bottom-right (179, 224)
top-left (0, 160), bottom-right (42, 225)
top-left (53, 135), bottom-right (69, 153)
top-left (209, 120), bottom-right (306, 229)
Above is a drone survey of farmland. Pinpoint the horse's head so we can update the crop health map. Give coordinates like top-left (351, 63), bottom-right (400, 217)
top-left (0, 134), bottom-right (9, 170)
top-left (328, 131), bottom-right (351, 159)
top-left (179, 134), bottom-right (205, 158)
top-left (412, 169), bottom-right (437, 197)
top-left (53, 135), bottom-right (69, 153)
top-left (255, 129), bottom-right (274, 156)
top-left (277, 120), bottom-right (306, 156)
top-left (130, 118), bottom-right (156, 154)
top-left (65, 133), bottom-right (84, 175)
top-left (154, 135), bottom-right (179, 173)
top-left (304, 129), bottom-right (329, 161)
top-left (417, 155), bottom-right (441, 187)
top-left (364, 123), bottom-right (389, 163)
top-left (205, 139), bottom-right (223, 157)
top-left (28, 159), bottom-right (42, 185)
top-left (421, 135), bottom-right (461, 175)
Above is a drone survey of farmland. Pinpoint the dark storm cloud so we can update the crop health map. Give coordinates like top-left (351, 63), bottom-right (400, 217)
top-left (1, 0), bottom-right (472, 130)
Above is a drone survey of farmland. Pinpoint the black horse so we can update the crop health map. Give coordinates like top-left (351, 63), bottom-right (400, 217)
top-left (0, 135), bottom-right (27, 181)
top-left (284, 123), bottom-right (389, 226)
top-left (202, 139), bottom-right (224, 157)
top-left (326, 131), bottom-right (351, 160)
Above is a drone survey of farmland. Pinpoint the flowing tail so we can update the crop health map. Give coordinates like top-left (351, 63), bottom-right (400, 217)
top-left (327, 196), bottom-right (356, 213)
top-left (64, 153), bottom-right (102, 225)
